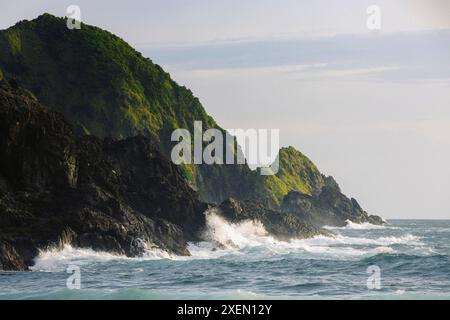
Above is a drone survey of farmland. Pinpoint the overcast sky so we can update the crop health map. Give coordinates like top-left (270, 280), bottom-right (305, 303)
top-left (1, 0), bottom-right (450, 219)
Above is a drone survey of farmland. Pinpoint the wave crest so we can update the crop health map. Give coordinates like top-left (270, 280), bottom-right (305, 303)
top-left (30, 214), bottom-right (426, 269)
top-left (187, 213), bottom-right (428, 260)
top-left (31, 244), bottom-right (173, 271)
top-left (201, 211), bottom-right (273, 249)
top-left (324, 219), bottom-right (392, 230)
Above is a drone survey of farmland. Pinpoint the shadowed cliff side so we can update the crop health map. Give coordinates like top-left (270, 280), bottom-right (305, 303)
top-left (217, 198), bottom-right (332, 240)
top-left (0, 79), bottom-right (208, 270)
top-left (0, 15), bottom-right (386, 270)
top-left (0, 13), bottom-right (254, 204)
top-left (0, 80), bottom-right (335, 270)
top-left (0, 14), bottom-right (337, 208)
top-left (281, 182), bottom-right (385, 228)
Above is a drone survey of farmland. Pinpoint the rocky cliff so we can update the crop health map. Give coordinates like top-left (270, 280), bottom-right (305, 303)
top-left (281, 183), bottom-right (384, 227)
top-left (0, 80), bottom-right (209, 270)
top-left (0, 80), bottom-right (333, 270)
top-left (218, 198), bottom-right (331, 240)
top-left (0, 14), bottom-right (347, 208)
top-left (0, 14), bottom-right (385, 269)
top-left (0, 13), bottom-right (254, 204)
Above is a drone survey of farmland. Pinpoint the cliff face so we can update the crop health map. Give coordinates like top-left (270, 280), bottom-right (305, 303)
top-left (0, 14), bottom-right (329, 206)
top-left (281, 185), bottom-right (384, 227)
top-left (0, 14), bottom-right (386, 269)
top-left (0, 80), bottom-right (208, 270)
top-left (217, 198), bottom-right (331, 241)
top-left (0, 80), bottom-right (333, 270)
top-left (0, 14), bottom-right (253, 204)
top-left (250, 146), bottom-right (327, 209)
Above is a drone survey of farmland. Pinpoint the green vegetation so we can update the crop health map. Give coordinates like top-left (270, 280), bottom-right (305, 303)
top-left (254, 147), bottom-right (325, 206)
top-left (0, 13), bottom-right (220, 185)
top-left (0, 13), bottom-right (327, 204)
top-left (5, 30), bottom-right (22, 54)
top-left (0, 14), bottom-right (216, 140)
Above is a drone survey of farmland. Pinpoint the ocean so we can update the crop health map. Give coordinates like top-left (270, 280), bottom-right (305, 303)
top-left (1, 216), bottom-right (450, 300)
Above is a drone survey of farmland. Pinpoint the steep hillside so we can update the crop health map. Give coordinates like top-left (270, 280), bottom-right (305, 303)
top-left (0, 79), bottom-right (335, 269)
top-left (253, 147), bottom-right (326, 207)
top-left (0, 14), bottom-right (378, 216)
top-left (0, 13), bottom-right (257, 203)
top-left (0, 79), bottom-right (210, 269)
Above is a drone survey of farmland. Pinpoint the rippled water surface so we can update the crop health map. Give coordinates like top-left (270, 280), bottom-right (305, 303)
top-left (1, 219), bottom-right (450, 299)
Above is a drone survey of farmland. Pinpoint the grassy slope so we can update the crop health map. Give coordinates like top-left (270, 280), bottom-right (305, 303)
top-left (0, 14), bottom-right (326, 205)
top-left (254, 147), bottom-right (325, 206)
top-left (0, 14), bottom-right (219, 182)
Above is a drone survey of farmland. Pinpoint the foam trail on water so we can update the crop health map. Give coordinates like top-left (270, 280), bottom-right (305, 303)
top-left (186, 213), bottom-right (426, 260)
top-left (324, 219), bottom-right (393, 230)
top-left (31, 244), bottom-right (173, 271)
top-left (30, 213), bottom-right (425, 269)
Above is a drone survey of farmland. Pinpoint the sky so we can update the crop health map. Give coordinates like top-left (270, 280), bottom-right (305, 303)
top-left (1, 0), bottom-right (450, 219)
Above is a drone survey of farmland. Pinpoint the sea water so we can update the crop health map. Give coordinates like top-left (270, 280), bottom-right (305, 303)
top-left (1, 216), bottom-right (449, 300)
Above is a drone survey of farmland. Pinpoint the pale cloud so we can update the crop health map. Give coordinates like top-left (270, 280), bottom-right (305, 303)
top-left (181, 63), bottom-right (328, 78)
top-left (175, 64), bottom-right (400, 82)
top-left (146, 30), bottom-right (450, 82)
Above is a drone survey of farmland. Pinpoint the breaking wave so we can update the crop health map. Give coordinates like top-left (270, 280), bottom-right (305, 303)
top-left (200, 212), bottom-right (274, 248)
top-left (7, 219), bottom-right (448, 300)
top-left (324, 219), bottom-right (392, 230)
top-left (30, 213), bottom-right (427, 271)
top-left (31, 244), bottom-right (173, 272)
top-left (186, 213), bottom-right (426, 260)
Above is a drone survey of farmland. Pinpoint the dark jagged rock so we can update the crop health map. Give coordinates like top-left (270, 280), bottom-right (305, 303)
top-left (0, 240), bottom-right (28, 271)
top-left (281, 185), bottom-right (385, 228)
top-left (0, 14), bottom-right (386, 269)
top-left (0, 14), bottom-right (367, 210)
top-left (0, 80), bottom-right (208, 270)
top-left (217, 198), bottom-right (331, 240)
top-left (0, 80), bottom-right (336, 271)
top-left (0, 13), bottom-right (254, 205)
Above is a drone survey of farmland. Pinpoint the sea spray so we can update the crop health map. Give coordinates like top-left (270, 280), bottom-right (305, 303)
top-left (6, 220), bottom-right (448, 300)
top-left (31, 244), bottom-right (173, 272)
top-left (324, 219), bottom-right (391, 230)
top-left (201, 211), bottom-right (272, 249)
top-left (30, 216), bottom-right (426, 271)
top-left (188, 212), bottom-right (418, 259)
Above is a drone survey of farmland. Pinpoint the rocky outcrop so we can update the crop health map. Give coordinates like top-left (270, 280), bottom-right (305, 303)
top-left (217, 198), bottom-right (331, 240)
top-left (0, 240), bottom-right (28, 271)
top-left (0, 80), bottom-right (209, 270)
top-left (281, 186), bottom-right (385, 228)
top-left (0, 14), bottom-right (387, 269)
top-left (0, 13), bottom-right (256, 205)
top-left (0, 79), bottom-right (341, 271)
top-left (0, 14), bottom-right (349, 208)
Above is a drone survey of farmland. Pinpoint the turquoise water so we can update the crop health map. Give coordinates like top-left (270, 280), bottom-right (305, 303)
top-left (1, 219), bottom-right (450, 300)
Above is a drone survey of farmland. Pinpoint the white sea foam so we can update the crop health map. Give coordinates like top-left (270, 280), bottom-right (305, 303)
top-left (31, 213), bottom-right (423, 269)
top-left (31, 244), bottom-right (173, 271)
top-left (201, 211), bottom-right (275, 248)
top-left (184, 213), bottom-right (428, 260)
top-left (324, 219), bottom-right (391, 230)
